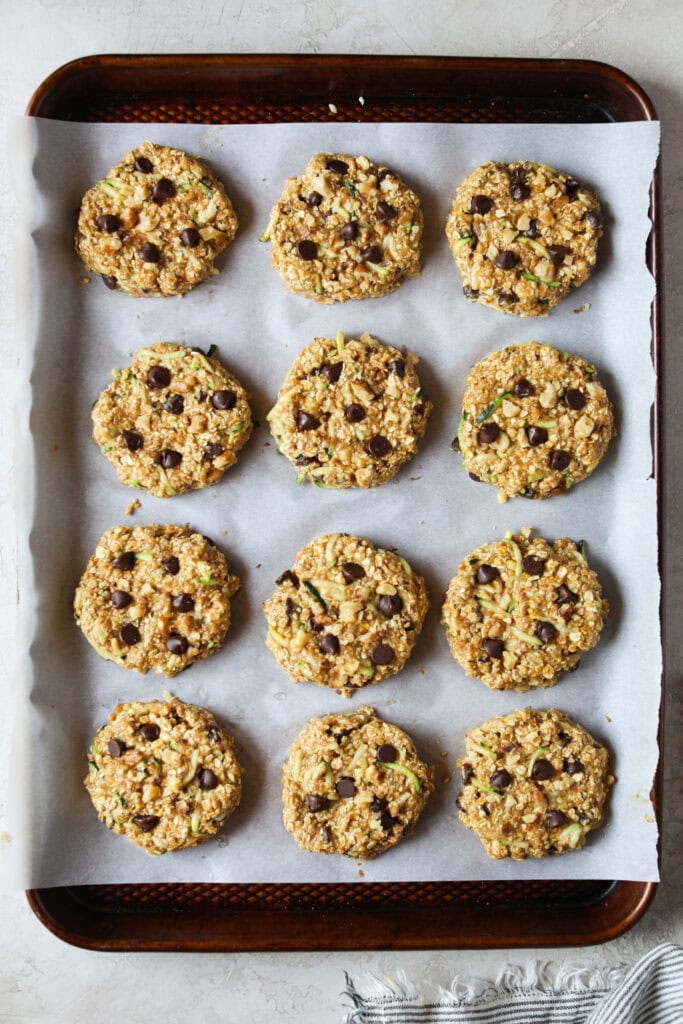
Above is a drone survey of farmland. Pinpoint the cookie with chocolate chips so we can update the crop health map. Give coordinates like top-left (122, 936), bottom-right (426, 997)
top-left (264, 533), bottom-right (429, 696)
top-left (455, 342), bottom-right (615, 500)
top-left (84, 698), bottom-right (242, 855)
top-left (267, 332), bottom-right (431, 489)
top-left (456, 707), bottom-right (613, 859)
top-left (92, 343), bottom-right (252, 496)
top-left (282, 705), bottom-right (434, 859)
top-left (446, 161), bottom-right (602, 316)
top-left (263, 153), bottom-right (423, 302)
top-left (74, 524), bottom-right (240, 677)
top-left (75, 142), bottom-right (238, 296)
top-left (441, 529), bottom-right (608, 691)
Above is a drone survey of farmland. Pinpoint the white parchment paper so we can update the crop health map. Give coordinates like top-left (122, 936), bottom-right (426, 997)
top-left (4, 117), bottom-right (660, 888)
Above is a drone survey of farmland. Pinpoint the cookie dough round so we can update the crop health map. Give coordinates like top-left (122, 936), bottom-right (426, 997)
top-left (264, 153), bottom-right (423, 303)
top-left (282, 705), bottom-right (434, 859)
top-left (74, 524), bottom-right (240, 677)
top-left (92, 343), bottom-right (253, 497)
top-left (456, 707), bottom-right (613, 860)
top-left (445, 161), bottom-right (602, 316)
top-left (84, 698), bottom-right (242, 855)
top-left (441, 530), bottom-right (608, 691)
top-left (75, 142), bottom-right (238, 296)
top-left (267, 332), bottom-right (431, 489)
top-left (455, 342), bottom-right (615, 501)
top-left (264, 533), bottom-right (429, 697)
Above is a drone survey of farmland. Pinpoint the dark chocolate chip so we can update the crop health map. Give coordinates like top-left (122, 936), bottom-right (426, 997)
top-left (547, 244), bottom-right (570, 266)
top-left (172, 593), bottom-right (195, 613)
top-left (366, 435), bottom-right (390, 457)
top-left (203, 442), bottom-right (224, 461)
top-left (326, 158), bottom-right (348, 174)
top-left (470, 194), bottom-right (493, 215)
top-left (377, 168), bottom-right (395, 183)
top-left (556, 584), bottom-right (579, 605)
top-left (180, 227), bottom-right (201, 247)
top-left (376, 200), bottom-right (396, 222)
top-left (166, 632), bottom-right (188, 655)
top-left (284, 597), bottom-right (295, 621)
top-left (335, 777), bottom-right (356, 798)
top-left (341, 562), bottom-right (365, 582)
top-left (585, 209), bottom-right (601, 229)
top-left (152, 177), bottom-right (175, 204)
top-left (111, 590), bottom-right (133, 609)
top-left (147, 365), bottom-right (171, 389)
top-left (206, 726), bottom-right (222, 743)
top-left (463, 285), bottom-right (479, 300)
top-left (451, 436), bottom-right (461, 452)
top-left (563, 758), bottom-right (584, 775)
top-left (564, 177), bottom-right (580, 198)
top-left (380, 810), bottom-right (398, 830)
top-left (545, 809), bottom-right (569, 828)
top-left (296, 410), bottom-right (320, 431)
top-left (102, 274), bottom-right (117, 290)
top-left (513, 378), bottom-right (534, 398)
top-left (378, 594), bottom-right (403, 618)
top-left (162, 556), bottom-right (180, 575)
top-left (133, 814), bottom-right (159, 832)
top-left (526, 425), bottom-right (548, 446)
top-left (526, 218), bottom-right (540, 239)
top-left (139, 722), bottom-right (160, 742)
top-left (536, 620), bottom-right (558, 644)
top-left (360, 245), bottom-right (383, 264)
top-left (211, 388), bottom-right (237, 411)
top-left (158, 449), bottom-right (182, 469)
top-left (307, 615), bottom-right (323, 633)
top-left (550, 449), bottom-right (571, 471)
top-left (198, 768), bottom-right (218, 790)
top-left (320, 362), bottom-right (343, 383)
top-left (558, 731), bottom-right (572, 747)
top-left (564, 388), bottom-right (586, 410)
top-left (371, 643), bottom-right (394, 666)
top-left (531, 758), bottom-right (554, 781)
top-left (498, 290), bottom-right (518, 304)
top-left (139, 242), bottom-right (160, 263)
top-left (107, 738), bottom-right (126, 758)
top-left (276, 570), bottom-right (299, 587)
top-left (370, 796), bottom-right (388, 813)
top-left (522, 555), bottom-right (546, 576)
top-left (196, 390), bottom-right (207, 402)
top-left (134, 156), bottom-right (153, 173)
top-left (490, 769), bottom-right (512, 789)
top-left (96, 214), bottom-right (121, 233)
top-left (462, 762), bottom-right (474, 785)
top-left (469, 472), bottom-right (482, 482)
top-left (321, 825), bottom-right (333, 843)
top-left (122, 430), bottom-right (143, 452)
top-left (483, 638), bottom-right (504, 660)
top-left (476, 563), bottom-right (500, 584)
top-left (344, 403), bottom-right (365, 423)
top-left (377, 743), bottom-right (397, 763)
top-left (119, 623), bottom-right (140, 645)
top-left (305, 190), bottom-right (323, 206)
top-left (306, 794), bottom-right (329, 813)
top-left (297, 240), bottom-right (317, 261)
top-left (511, 182), bottom-right (531, 201)
top-left (320, 633), bottom-right (340, 655)
top-left (495, 250), bottom-right (518, 269)
top-left (387, 358), bottom-right (405, 377)
top-left (163, 393), bottom-right (185, 414)
top-left (478, 422), bottom-right (500, 444)
top-left (340, 221), bottom-right (358, 241)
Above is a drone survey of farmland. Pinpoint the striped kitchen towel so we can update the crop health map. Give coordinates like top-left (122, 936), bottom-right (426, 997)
top-left (343, 943), bottom-right (683, 1023)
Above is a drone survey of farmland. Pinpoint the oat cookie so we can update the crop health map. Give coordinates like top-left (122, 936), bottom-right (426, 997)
top-left (264, 533), bottom-right (429, 697)
top-left (75, 142), bottom-right (238, 296)
top-left (263, 153), bottom-right (423, 302)
top-left (282, 705), bottom-right (434, 859)
top-left (74, 524), bottom-right (240, 677)
top-left (445, 161), bottom-right (602, 316)
top-left (92, 343), bottom-right (253, 497)
top-left (456, 707), bottom-right (613, 860)
top-left (441, 530), bottom-right (608, 691)
top-left (455, 342), bottom-right (614, 501)
top-left (266, 332), bottom-right (431, 488)
top-left (85, 698), bottom-right (242, 855)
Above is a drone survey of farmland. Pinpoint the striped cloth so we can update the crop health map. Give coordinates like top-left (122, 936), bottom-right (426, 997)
top-left (343, 944), bottom-right (683, 1024)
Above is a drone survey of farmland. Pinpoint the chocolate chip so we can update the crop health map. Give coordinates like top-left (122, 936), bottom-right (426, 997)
top-left (276, 570), bottom-right (299, 587)
top-left (531, 758), bottom-right (554, 781)
top-left (476, 563), bottom-right (499, 584)
top-left (341, 562), bottom-right (365, 582)
top-left (306, 794), bottom-right (329, 813)
top-left (495, 250), bottom-right (518, 269)
top-left (172, 593), bottom-right (195, 613)
top-left (102, 274), bottom-right (117, 290)
top-left (469, 472), bottom-right (482, 482)
top-left (367, 435), bottom-right (390, 457)
top-left (498, 290), bottom-right (518, 305)
top-left (522, 555), bottom-right (546, 576)
top-left (490, 769), bottom-right (512, 789)
top-left (139, 242), bottom-right (160, 263)
top-left (470, 194), bottom-right (492, 214)
top-left (308, 615), bottom-right (323, 633)
top-left (178, 227), bottom-right (201, 249)
top-left (378, 594), bottom-right (403, 618)
top-left (564, 758), bottom-right (584, 775)
top-left (451, 436), bottom-right (461, 452)
top-left (147, 365), bottom-right (171, 389)
top-left (134, 156), bottom-right (153, 173)
top-left (387, 358), bottom-right (405, 378)
top-left (514, 378), bottom-right (534, 398)
top-left (296, 410), bottom-right (320, 432)
top-left (111, 590), bottom-right (133, 609)
top-left (526, 425), bottom-right (548, 446)
top-left (305, 190), bottom-right (323, 206)
top-left (556, 584), bottom-right (579, 605)
top-left (96, 214), bottom-right (120, 233)
top-left (199, 768), bottom-right (218, 790)
top-left (122, 430), bottom-right (143, 452)
top-left (511, 182), bottom-right (531, 201)
top-left (320, 362), bottom-right (343, 383)
top-left (558, 731), bottom-right (572, 747)
top-left (162, 556), bottom-right (180, 575)
top-left (158, 449), bottom-right (182, 469)
top-left (377, 168), bottom-right (395, 183)
top-left (380, 810), bottom-right (398, 830)
top-left (320, 633), bottom-right (340, 655)
top-left (335, 777), bottom-right (356, 798)
top-left (370, 796), bottom-right (388, 813)
top-left (133, 814), bottom-right (159, 832)
top-left (166, 633), bottom-right (188, 655)
top-left (297, 240), bottom-right (317, 261)
top-left (376, 200), bottom-right (396, 222)
top-left (564, 388), bottom-right (585, 410)
top-left (360, 245), bottom-right (382, 264)
top-left (344, 403), bottom-right (365, 423)
top-left (463, 285), bottom-right (479, 300)
top-left (203, 442), bottom-right (224, 461)
top-left (547, 244), bottom-right (570, 266)
top-left (478, 422), bottom-right (500, 444)
top-left (520, 487), bottom-right (536, 498)
top-left (377, 743), bottom-right (397, 763)
top-left (462, 762), bottom-right (474, 785)
top-left (322, 825), bottom-right (333, 843)
top-left (340, 221), bottom-right (358, 241)
top-left (107, 738), bottom-right (125, 758)
top-left (139, 722), bottom-right (160, 742)
top-left (585, 209), bottom-right (601, 229)
top-left (152, 177), bottom-right (175, 204)
top-left (536, 621), bottom-right (558, 644)
top-left (162, 393), bottom-right (184, 414)
top-left (526, 218), bottom-right (540, 239)
top-left (483, 638), bottom-right (504, 659)
top-left (564, 177), bottom-right (580, 198)
top-left (284, 597), bottom-right (295, 621)
top-left (119, 623), bottom-right (140, 645)
top-left (546, 810), bottom-right (569, 828)
top-left (196, 390), bottom-right (207, 402)
top-left (326, 158), bottom-right (348, 174)
top-left (371, 643), bottom-right (394, 666)
top-left (550, 449), bottom-right (571, 471)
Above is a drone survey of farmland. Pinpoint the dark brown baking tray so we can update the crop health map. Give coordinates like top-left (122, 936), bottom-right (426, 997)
top-left (26, 54), bottom-right (661, 951)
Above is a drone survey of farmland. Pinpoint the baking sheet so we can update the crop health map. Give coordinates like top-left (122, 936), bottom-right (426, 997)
top-left (3, 117), bottom-right (660, 888)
